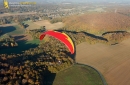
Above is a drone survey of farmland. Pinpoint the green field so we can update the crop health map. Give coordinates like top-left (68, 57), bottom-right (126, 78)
top-left (44, 64), bottom-right (104, 85)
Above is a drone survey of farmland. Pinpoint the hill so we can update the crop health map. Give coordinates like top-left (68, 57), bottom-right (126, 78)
top-left (63, 12), bottom-right (130, 34)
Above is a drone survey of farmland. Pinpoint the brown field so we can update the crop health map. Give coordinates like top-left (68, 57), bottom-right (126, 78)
top-left (25, 21), bottom-right (40, 30)
top-left (34, 20), bottom-right (64, 30)
top-left (63, 12), bottom-right (130, 33)
top-left (76, 38), bottom-right (130, 85)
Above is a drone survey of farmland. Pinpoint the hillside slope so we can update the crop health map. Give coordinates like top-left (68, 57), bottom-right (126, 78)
top-left (63, 12), bottom-right (130, 34)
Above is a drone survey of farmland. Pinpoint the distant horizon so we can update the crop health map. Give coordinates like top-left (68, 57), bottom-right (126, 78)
top-left (1, 0), bottom-right (130, 3)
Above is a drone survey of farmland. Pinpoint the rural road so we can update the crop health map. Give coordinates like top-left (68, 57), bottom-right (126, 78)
top-left (0, 23), bottom-right (17, 27)
top-left (76, 38), bottom-right (130, 85)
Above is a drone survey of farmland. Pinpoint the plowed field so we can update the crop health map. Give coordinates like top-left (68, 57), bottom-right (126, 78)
top-left (76, 38), bottom-right (130, 85)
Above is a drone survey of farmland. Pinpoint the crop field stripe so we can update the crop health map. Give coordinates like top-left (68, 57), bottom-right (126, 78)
top-left (76, 63), bottom-right (108, 85)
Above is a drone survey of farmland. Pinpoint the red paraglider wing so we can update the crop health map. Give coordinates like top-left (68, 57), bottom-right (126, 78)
top-left (40, 30), bottom-right (74, 54)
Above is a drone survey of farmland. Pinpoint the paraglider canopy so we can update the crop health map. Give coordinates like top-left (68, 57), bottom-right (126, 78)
top-left (40, 30), bottom-right (75, 54)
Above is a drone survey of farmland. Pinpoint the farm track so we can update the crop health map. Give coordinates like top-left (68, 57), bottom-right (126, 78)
top-left (0, 12), bottom-right (37, 17)
top-left (76, 38), bottom-right (130, 85)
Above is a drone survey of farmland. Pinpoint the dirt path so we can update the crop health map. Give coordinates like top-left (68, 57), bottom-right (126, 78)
top-left (76, 38), bottom-right (130, 85)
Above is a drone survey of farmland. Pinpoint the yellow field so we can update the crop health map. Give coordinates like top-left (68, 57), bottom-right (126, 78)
top-left (76, 38), bottom-right (130, 85)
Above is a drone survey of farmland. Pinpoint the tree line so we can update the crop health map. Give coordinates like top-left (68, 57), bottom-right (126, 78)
top-left (0, 35), bottom-right (74, 85)
top-left (0, 29), bottom-right (130, 85)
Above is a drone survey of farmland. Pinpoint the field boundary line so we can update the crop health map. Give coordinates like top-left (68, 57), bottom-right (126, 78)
top-left (56, 63), bottom-right (75, 73)
top-left (76, 63), bottom-right (108, 85)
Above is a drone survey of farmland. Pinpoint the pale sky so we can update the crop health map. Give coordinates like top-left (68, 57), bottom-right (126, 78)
top-left (2, 0), bottom-right (130, 3)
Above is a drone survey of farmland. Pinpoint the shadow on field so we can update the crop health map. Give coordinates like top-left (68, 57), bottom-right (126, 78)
top-left (0, 26), bottom-right (16, 35)
top-left (12, 35), bottom-right (29, 41)
top-left (0, 40), bottom-right (39, 54)
top-left (81, 31), bottom-right (108, 41)
top-left (102, 30), bottom-right (127, 36)
top-left (13, 35), bottom-right (26, 41)
top-left (55, 29), bottom-right (107, 41)
top-left (43, 71), bottom-right (56, 85)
